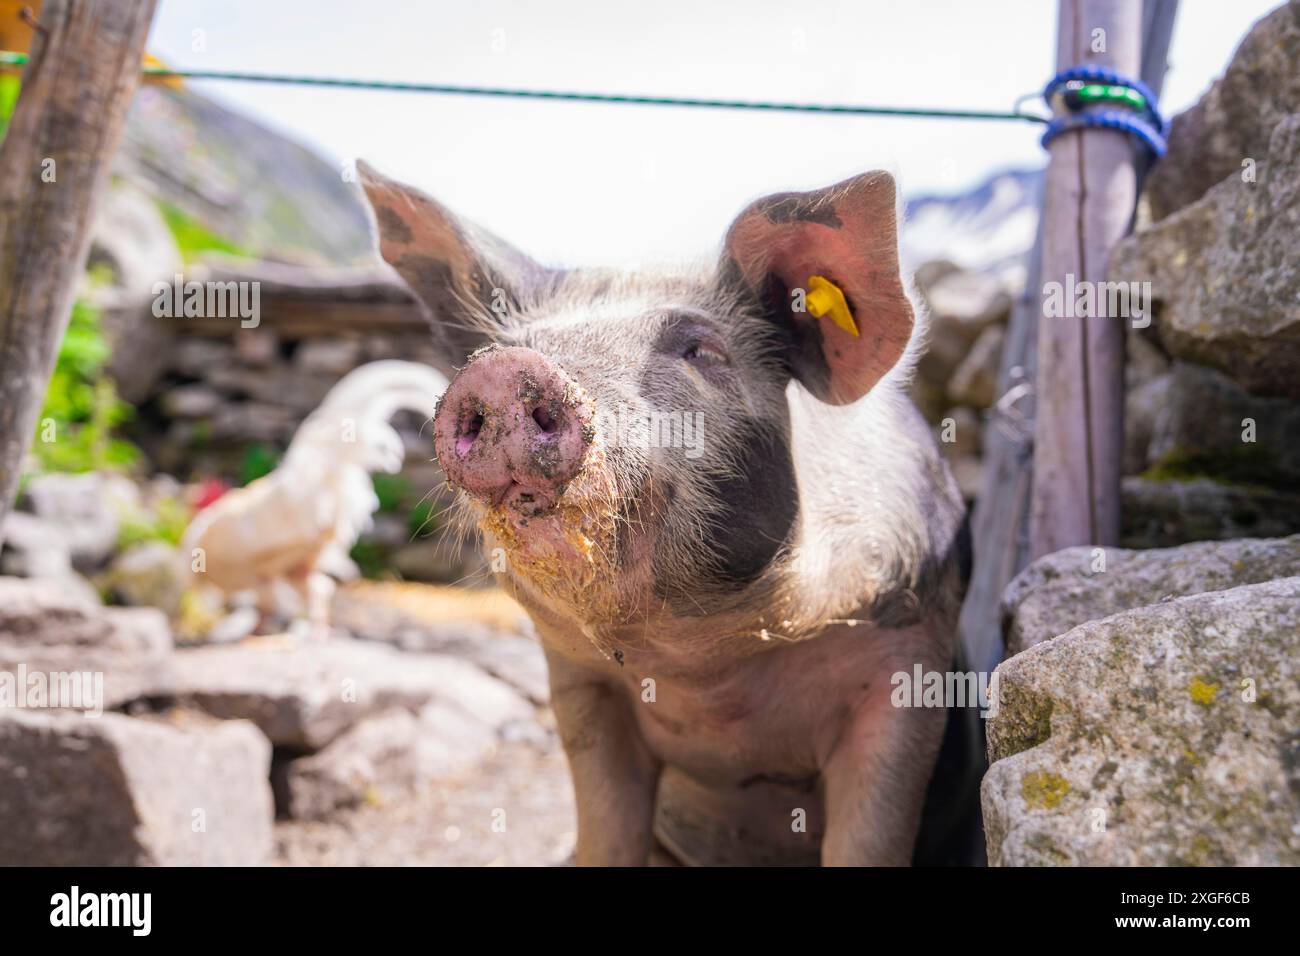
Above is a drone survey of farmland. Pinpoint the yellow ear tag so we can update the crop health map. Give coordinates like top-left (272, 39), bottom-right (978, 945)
top-left (805, 275), bottom-right (858, 338)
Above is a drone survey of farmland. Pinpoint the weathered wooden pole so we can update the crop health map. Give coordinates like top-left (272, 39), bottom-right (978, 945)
top-left (961, 0), bottom-right (1176, 670)
top-left (1029, 0), bottom-right (1142, 559)
top-left (0, 0), bottom-right (157, 545)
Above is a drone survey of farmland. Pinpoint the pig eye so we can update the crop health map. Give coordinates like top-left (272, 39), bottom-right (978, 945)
top-left (682, 341), bottom-right (727, 366)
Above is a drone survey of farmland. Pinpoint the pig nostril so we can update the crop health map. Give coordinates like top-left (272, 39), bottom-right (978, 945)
top-left (456, 413), bottom-right (484, 458)
top-left (532, 406), bottom-right (556, 434)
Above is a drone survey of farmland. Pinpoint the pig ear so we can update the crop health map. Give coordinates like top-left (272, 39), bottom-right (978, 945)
top-left (358, 160), bottom-right (555, 371)
top-left (720, 172), bottom-right (914, 405)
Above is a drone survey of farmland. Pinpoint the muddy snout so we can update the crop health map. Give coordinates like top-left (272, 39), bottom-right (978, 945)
top-left (434, 346), bottom-right (595, 515)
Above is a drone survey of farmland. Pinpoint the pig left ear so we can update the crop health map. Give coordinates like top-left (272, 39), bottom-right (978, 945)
top-left (357, 160), bottom-right (557, 375)
top-left (720, 171), bottom-right (914, 405)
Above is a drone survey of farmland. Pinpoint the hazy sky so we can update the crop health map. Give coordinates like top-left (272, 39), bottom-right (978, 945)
top-left (146, 0), bottom-right (1281, 266)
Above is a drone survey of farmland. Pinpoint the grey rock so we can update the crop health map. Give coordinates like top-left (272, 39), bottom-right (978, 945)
top-left (119, 84), bottom-right (373, 266)
top-left (1125, 327), bottom-right (1172, 393)
top-left (332, 591), bottom-right (548, 705)
top-left (1140, 362), bottom-right (1300, 485)
top-left (233, 329), bottom-right (280, 367)
top-left (90, 182), bottom-right (183, 295)
top-left (161, 384), bottom-right (223, 419)
top-left (911, 259), bottom-right (962, 294)
top-left (1123, 370), bottom-right (1171, 476)
top-left (1145, 2), bottom-right (1300, 220)
top-left (915, 269), bottom-right (1010, 396)
top-left (22, 472), bottom-right (141, 570)
top-left (924, 266), bottom-right (1012, 333)
top-left (279, 702), bottom-right (499, 820)
top-left (296, 338), bottom-right (364, 375)
top-left (207, 365), bottom-right (333, 410)
top-left (1121, 476), bottom-right (1300, 548)
top-left (1, 512), bottom-right (76, 581)
top-left (0, 576), bottom-right (173, 709)
top-left (209, 402), bottom-right (299, 444)
top-left (948, 325), bottom-right (1004, 409)
top-left (1002, 534), bottom-right (1300, 656)
top-left (106, 542), bottom-right (187, 616)
top-left (1112, 114), bottom-right (1300, 398)
top-left (206, 607), bottom-right (260, 645)
top-left (164, 636), bottom-right (533, 750)
top-left (0, 708), bottom-right (273, 865)
top-left (91, 186), bottom-right (183, 404)
top-left (171, 338), bottom-right (233, 377)
top-left (984, 577), bottom-right (1300, 866)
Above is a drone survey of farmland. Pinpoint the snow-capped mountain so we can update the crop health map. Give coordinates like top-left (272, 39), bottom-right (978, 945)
top-left (902, 168), bottom-right (1043, 289)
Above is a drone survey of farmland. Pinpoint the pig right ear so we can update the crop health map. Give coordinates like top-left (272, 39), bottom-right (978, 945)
top-left (719, 172), bottom-right (914, 405)
top-left (358, 161), bottom-right (555, 371)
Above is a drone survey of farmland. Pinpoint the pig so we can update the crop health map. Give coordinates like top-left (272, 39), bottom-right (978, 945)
top-left (359, 161), bottom-right (979, 866)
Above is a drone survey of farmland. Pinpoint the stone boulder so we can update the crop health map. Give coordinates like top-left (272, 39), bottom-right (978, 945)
top-left (21, 471), bottom-right (142, 570)
top-left (163, 636), bottom-right (534, 750)
top-left (948, 325), bottom-right (1004, 410)
top-left (0, 513), bottom-right (102, 606)
top-left (0, 708), bottom-right (273, 865)
top-left (1002, 534), bottom-right (1300, 656)
top-left (277, 701), bottom-right (504, 820)
top-left (331, 583), bottom-right (548, 704)
top-left (91, 182), bottom-right (184, 403)
top-left (1131, 362), bottom-right (1300, 484)
top-left (915, 268), bottom-right (1011, 397)
top-left (984, 577), bottom-right (1299, 866)
top-left (1145, 1), bottom-right (1300, 220)
top-left (1120, 476), bottom-right (1300, 548)
top-left (105, 541), bottom-right (189, 616)
top-left (1113, 114), bottom-right (1300, 398)
top-left (1, 512), bottom-right (73, 580)
top-left (0, 576), bottom-right (173, 708)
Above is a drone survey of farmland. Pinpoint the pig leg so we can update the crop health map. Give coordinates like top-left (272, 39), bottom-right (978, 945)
top-left (547, 656), bottom-right (661, 866)
top-left (819, 690), bottom-right (949, 866)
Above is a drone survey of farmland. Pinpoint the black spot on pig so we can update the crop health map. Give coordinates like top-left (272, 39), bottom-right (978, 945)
top-left (375, 206), bottom-right (413, 244)
top-left (691, 421), bottom-right (798, 596)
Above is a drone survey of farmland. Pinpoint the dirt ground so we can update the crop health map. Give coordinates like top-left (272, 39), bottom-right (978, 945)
top-left (275, 580), bottom-right (576, 867)
top-left (275, 740), bottom-right (576, 867)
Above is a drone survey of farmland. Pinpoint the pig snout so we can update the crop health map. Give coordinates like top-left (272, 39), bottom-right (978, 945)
top-left (434, 346), bottom-right (595, 515)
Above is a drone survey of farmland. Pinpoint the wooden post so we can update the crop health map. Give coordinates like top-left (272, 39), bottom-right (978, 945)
top-left (0, 0), bottom-right (157, 544)
top-left (1029, 0), bottom-right (1141, 559)
top-left (961, 0), bottom-right (1176, 670)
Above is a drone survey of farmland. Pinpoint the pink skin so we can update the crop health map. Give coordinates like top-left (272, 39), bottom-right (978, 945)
top-left (434, 346), bottom-right (595, 517)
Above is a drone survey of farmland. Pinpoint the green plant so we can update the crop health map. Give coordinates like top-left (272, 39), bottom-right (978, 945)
top-left (408, 496), bottom-right (439, 538)
top-left (117, 495), bottom-right (191, 550)
top-left (237, 444), bottom-right (281, 486)
top-left (156, 200), bottom-right (247, 263)
top-left (0, 74), bottom-right (19, 142)
top-left (371, 473), bottom-right (413, 513)
top-left (30, 300), bottom-right (141, 474)
top-left (349, 538), bottom-right (387, 579)
top-left (372, 473), bottom-right (439, 537)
